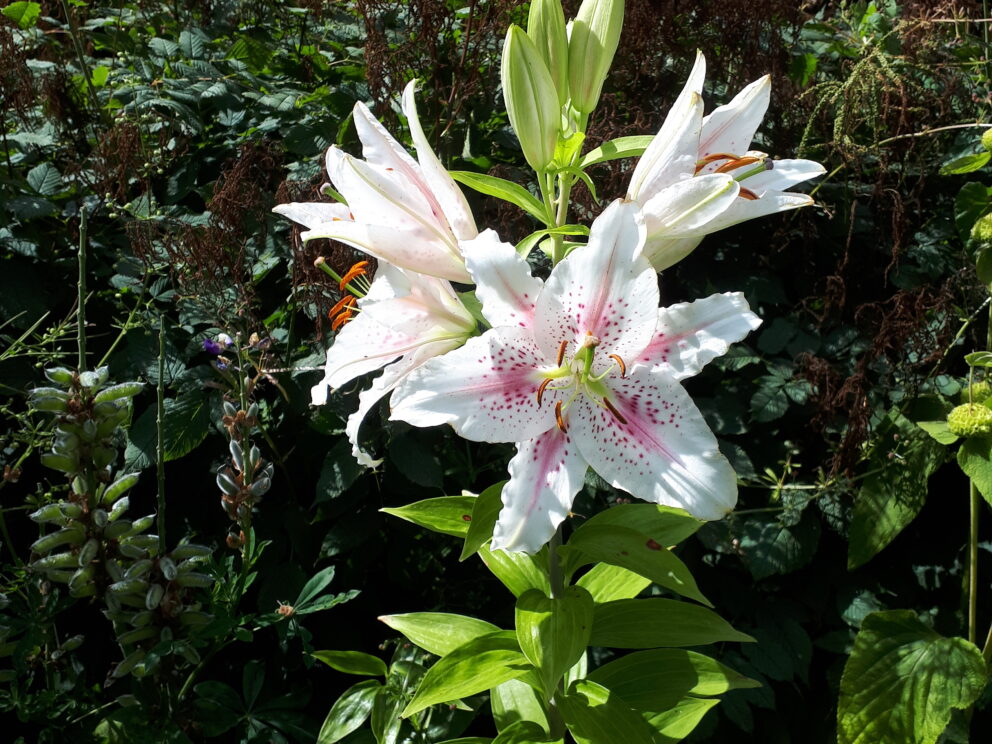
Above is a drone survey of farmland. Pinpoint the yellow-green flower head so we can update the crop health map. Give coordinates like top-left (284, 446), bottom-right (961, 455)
top-left (947, 403), bottom-right (992, 438)
top-left (981, 127), bottom-right (992, 152)
top-left (962, 380), bottom-right (992, 404)
top-left (971, 213), bottom-right (992, 244)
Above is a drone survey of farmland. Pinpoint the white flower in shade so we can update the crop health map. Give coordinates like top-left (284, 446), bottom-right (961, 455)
top-left (311, 262), bottom-right (477, 467)
top-left (627, 51), bottom-right (826, 271)
top-left (273, 81), bottom-right (477, 283)
top-left (390, 199), bottom-right (761, 553)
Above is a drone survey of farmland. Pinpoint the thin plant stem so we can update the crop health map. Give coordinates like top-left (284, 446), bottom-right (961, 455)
top-left (77, 209), bottom-right (87, 370)
top-left (156, 315), bottom-right (167, 553)
top-left (969, 482), bottom-right (980, 645)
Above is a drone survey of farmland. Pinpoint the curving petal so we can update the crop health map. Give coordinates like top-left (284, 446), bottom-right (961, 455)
top-left (535, 200), bottom-right (658, 363)
top-left (300, 219), bottom-right (471, 283)
top-left (352, 100), bottom-right (423, 182)
top-left (687, 191), bottom-right (813, 234)
top-left (361, 269), bottom-right (475, 338)
top-left (463, 230), bottom-right (543, 329)
top-left (272, 200), bottom-right (351, 228)
top-left (345, 338), bottom-right (465, 467)
top-left (570, 367), bottom-right (738, 521)
top-left (642, 235), bottom-right (704, 273)
top-left (640, 173), bottom-right (739, 239)
top-left (402, 81), bottom-right (479, 241)
top-left (313, 310), bottom-right (414, 393)
top-left (626, 88), bottom-right (703, 202)
top-left (736, 158), bottom-right (826, 194)
top-left (698, 75), bottom-right (771, 166)
top-left (491, 428), bottom-right (588, 553)
top-left (390, 327), bottom-right (559, 444)
top-left (635, 292), bottom-right (761, 380)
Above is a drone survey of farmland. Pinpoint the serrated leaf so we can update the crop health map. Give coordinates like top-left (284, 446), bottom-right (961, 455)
top-left (1, 1), bottom-right (40, 28)
top-left (124, 391), bottom-right (209, 470)
top-left (750, 377), bottom-right (790, 422)
top-left (736, 511), bottom-right (820, 580)
top-left (916, 420), bottom-right (958, 445)
top-left (379, 613), bottom-right (500, 656)
top-left (381, 496), bottom-right (476, 538)
top-left (577, 135), bottom-right (654, 167)
top-left (26, 163), bottom-right (62, 196)
top-left (318, 680), bottom-right (380, 744)
top-left (460, 482), bottom-right (505, 560)
top-left (940, 151), bottom-right (990, 175)
top-left (515, 587), bottom-right (593, 696)
top-left (313, 650), bottom-right (387, 677)
top-left (557, 679), bottom-right (657, 744)
top-left (401, 631), bottom-right (532, 718)
top-left (837, 611), bottom-right (986, 744)
top-left (560, 525), bottom-right (710, 606)
top-left (450, 171), bottom-right (548, 223)
top-left (589, 598), bottom-right (753, 648)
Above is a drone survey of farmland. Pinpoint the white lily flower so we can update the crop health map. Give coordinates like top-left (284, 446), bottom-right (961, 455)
top-left (311, 262), bottom-right (477, 466)
top-left (627, 52), bottom-right (826, 271)
top-left (390, 200), bottom-right (761, 553)
top-left (274, 81), bottom-right (477, 283)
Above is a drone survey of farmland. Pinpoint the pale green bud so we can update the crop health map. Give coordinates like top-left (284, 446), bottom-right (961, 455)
top-left (971, 213), bottom-right (992, 243)
top-left (527, 0), bottom-right (570, 106)
top-left (982, 128), bottom-right (992, 152)
top-left (567, 0), bottom-right (624, 114)
top-left (501, 24), bottom-right (561, 172)
top-left (947, 403), bottom-right (992, 437)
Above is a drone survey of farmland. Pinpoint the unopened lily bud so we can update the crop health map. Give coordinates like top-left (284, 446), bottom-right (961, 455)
top-left (501, 25), bottom-right (561, 173)
top-left (528, 0), bottom-right (570, 106)
top-left (947, 403), bottom-right (992, 437)
top-left (567, 0), bottom-right (624, 114)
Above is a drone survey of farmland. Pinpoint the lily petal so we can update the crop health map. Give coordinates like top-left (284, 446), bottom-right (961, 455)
top-left (352, 100), bottom-right (423, 183)
top-left (463, 230), bottom-right (543, 329)
top-left (640, 173), bottom-right (739, 239)
top-left (491, 428), bottom-right (588, 553)
top-left (535, 200), bottom-right (658, 363)
top-left (390, 328), bottom-right (558, 444)
top-left (636, 292), bottom-right (762, 380)
top-left (402, 81), bottom-right (478, 241)
top-left (736, 158), bottom-right (826, 194)
top-left (271, 201), bottom-right (351, 228)
top-left (686, 191), bottom-right (813, 234)
top-left (698, 75), bottom-right (771, 166)
top-left (570, 367), bottom-right (738, 521)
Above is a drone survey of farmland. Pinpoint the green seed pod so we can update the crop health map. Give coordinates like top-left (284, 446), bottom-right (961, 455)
top-left (159, 557), bottom-right (178, 581)
top-left (108, 497), bottom-right (130, 522)
top-left (31, 527), bottom-right (85, 555)
top-left (159, 626), bottom-right (173, 643)
top-left (103, 473), bottom-right (140, 505)
top-left (122, 535), bottom-right (158, 554)
top-left (145, 583), bottom-right (165, 610)
top-left (105, 558), bottom-right (124, 582)
top-left (96, 416), bottom-right (122, 439)
top-left (947, 403), bottom-right (992, 438)
top-left (108, 578), bottom-right (149, 596)
top-left (250, 478), bottom-right (270, 497)
top-left (60, 502), bottom-right (83, 520)
top-left (130, 610), bottom-right (154, 627)
top-left (124, 515), bottom-right (155, 537)
top-left (94, 382), bottom-right (144, 403)
top-left (111, 649), bottom-right (146, 678)
top-left (78, 538), bottom-right (99, 566)
top-left (92, 509), bottom-right (109, 529)
top-left (222, 401), bottom-right (238, 418)
top-left (68, 565), bottom-right (95, 593)
top-left (72, 476), bottom-right (88, 496)
top-left (117, 543), bottom-right (148, 560)
top-left (44, 367), bottom-right (75, 385)
top-left (247, 402), bottom-right (258, 419)
top-left (80, 419), bottom-right (99, 442)
top-left (30, 387), bottom-right (69, 401)
top-left (69, 582), bottom-right (97, 598)
top-left (32, 397), bottom-right (69, 413)
top-left (104, 519), bottom-right (132, 540)
top-left (39, 453), bottom-right (79, 474)
top-left (117, 593), bottom-right (148, 609)
top-left (117, 626), bottom-right (158, 647)
top-left (116, 694), bottom-right (139, 707)
top-left (60, 634), bottom-right (85, 653)
top-left (175, 572), bottom-right (213, 589)
top-left (29, 503), bottom-right (65, 524)
top-left (501, 25), bottom-right (561, 173)
top-left (92, 446), bottom-right (116, 470)
top-left (248, 445), bottom-right (261, 471)
top-left (93, 401), bottom-right (123, 418)
top-left (178, 610), bottom-right (213, 627)
top-left (171, 543), bottom-right (212, 560)
top-left (216, 472), bottom-right (240, 497)
top-left (32, 552), bottom-right (80, 571)
top-left (47, 569), bottom-right (75, 584)
top-left (52, 432), bottom-right (80, 456)
top-left (125, 559), bottom-right (153, 580)
top-left (178, 643), bottom-right (201, 665)
top-left (567, 0), bottom-right (624, 114)
top-left (79, 367), bottom-right (109, 389)
top-left (230, 440), bottom-right (244, 473)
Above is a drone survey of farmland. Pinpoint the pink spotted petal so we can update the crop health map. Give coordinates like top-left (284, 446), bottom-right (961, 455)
top-left (535, 200), bottom-right (658, 364)
top-left (463, 230), bottom-right (543, 329)
top-left (570, 367), bottom-right (738, 521)
top-left (390, 327), bottom-right (559, 444)
top-left (636, 292), bottom-right (761, 380)
top-left (491, 428), bottom-right (588, 553)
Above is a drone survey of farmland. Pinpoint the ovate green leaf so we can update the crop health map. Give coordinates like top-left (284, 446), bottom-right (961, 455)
top-left (312, 650), bottom-right (387, 678)
top-left (557, 680), bottom-right (657, 744)
top-left (589, 598), bottom-right (754, 648)
top-left (379, 612), bottom-right (500, 656)
top-left (515, 587), bottom-right (593, 696)
top-left (317, 679), bottom-right (380, 744)
top-left (381, 495), bottom-right (476, 537)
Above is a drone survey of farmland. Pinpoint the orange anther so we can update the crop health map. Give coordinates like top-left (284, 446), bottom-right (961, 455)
top-left (738, 187), bottom-right (760, 201)
top-left (603, 397), bottom-right (628, 425)
top-left (328, 294), bottom-right (357, 318)
top-left (556, 340), bottom-right (568, 366)
top-left (694, 153), bottom-right (739, 173)
top-left (609, 353), bottom-right (627, 377)
top-left (536, 378), bottom-right (553, 407)
top-left (331, 309), bottom-right (354, 331)
top-left (554, 401), bottom-right (567, 433)
top-left (338, 261), bottom-right (369, 291)
top-left (714, 156), bottom-right (761, 174)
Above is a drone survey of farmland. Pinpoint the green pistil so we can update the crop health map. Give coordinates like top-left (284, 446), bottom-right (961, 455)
top-left (734, 160), bottom-right (772, 181)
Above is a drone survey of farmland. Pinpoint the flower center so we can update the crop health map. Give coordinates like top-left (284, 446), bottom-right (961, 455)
top-left (695, 152), bottom-right (774, 200)
top-left (535, 332), bottom-right (628, 432)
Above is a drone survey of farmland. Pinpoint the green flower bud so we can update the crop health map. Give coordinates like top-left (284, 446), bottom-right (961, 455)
top-left (567, 0), bottom-right (624, 114)
top-left (103, 473), bottom-right (140, 506)
top-left (44, 367), bottom-right (74, 385)
top-left (501, 24), bottom-right (561, 172)
top-left (982, 127), bottom-right (992, 152)
top-left (947, 403), bottom-right (992, 437)
top-left (527, 0), bottom-right (570, 106)
top-left (94, 382), bottom-right (144, 403)
top-left (31, 527), bottom-right (85, 555)
top-left (170, 543), bottom-right (212, 560)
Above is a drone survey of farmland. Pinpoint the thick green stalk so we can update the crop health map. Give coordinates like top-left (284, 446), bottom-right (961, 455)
top-left (77, 209), bottom-right (87, 370)
top-left (156, 315), bottom-right (166, 553)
